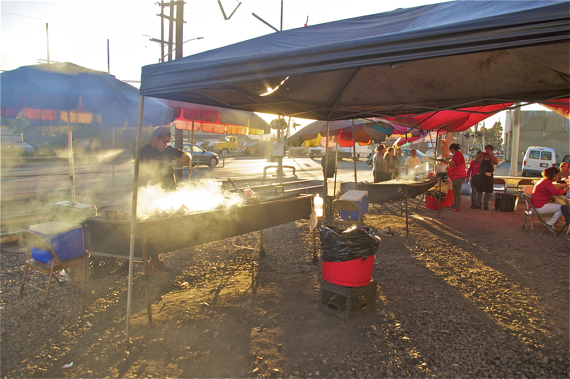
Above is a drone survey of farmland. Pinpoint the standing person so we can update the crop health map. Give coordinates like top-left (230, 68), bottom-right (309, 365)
top-left (530, 167), bottom-right (569, 233)
top-left (394, 147), bottom-right (403, 177)
top-left (446, 143), bottom-right (467, 212)
top-left (466, 151), bottom-right (484, 209)
top-left (405, 148), bottom-right (422, 175)
top-left (385, 147), bottom-right (398, 180)
top-left (139, 126), bottom-right (191, 275)
top-left (560, 162), bottom-right (569, 179)
top-left (372, 144), bottom-right (387, 183)
top-left (476, 144), bottom-right (499, 210)
top-left (321, 147), bottom-right (336, 179)
top-left (140, 126), bottom-right (191, 191)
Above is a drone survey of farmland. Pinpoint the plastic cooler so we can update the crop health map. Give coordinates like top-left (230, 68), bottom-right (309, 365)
top-left (322, 255), bottom-right (374, 287)
top-left (29, 221), bottom-right (83, 264)
top-left (338, 190), bottom-right (368, 220)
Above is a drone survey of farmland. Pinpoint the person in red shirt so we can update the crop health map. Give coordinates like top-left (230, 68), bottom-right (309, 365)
top-left (466, 151), bottom-right (484, 208)
top-left (530, 167), bottom-right (569, 233)
top-left (446, 143), bottom-right (467, 212)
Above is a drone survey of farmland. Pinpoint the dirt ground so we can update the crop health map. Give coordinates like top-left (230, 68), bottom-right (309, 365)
top-left (1, 193), bottom-right (569, 378)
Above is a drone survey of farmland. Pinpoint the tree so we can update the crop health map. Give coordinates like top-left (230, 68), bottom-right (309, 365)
top-left (485, 121), bottom-right (503, 150)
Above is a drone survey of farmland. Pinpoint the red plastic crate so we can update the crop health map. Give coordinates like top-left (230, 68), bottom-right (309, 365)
top-left (322, 255), bottom-right (374, 287)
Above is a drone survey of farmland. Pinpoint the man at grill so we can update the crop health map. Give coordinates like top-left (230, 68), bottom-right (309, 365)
top-left (140, 126), bottom-right (191, 275)
top-left (140, 126), bottom-right (191, 191)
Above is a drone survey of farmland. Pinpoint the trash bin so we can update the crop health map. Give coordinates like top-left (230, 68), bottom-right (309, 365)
top-left (495, 193), bottom-right (518, 212)
top-left (319, 225), bottom-right (381, 287)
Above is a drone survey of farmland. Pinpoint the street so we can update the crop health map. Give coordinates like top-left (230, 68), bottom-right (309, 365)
top-left (0, 156), bottom-right (374, 202)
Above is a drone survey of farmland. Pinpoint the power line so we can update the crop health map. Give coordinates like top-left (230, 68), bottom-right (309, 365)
top-left (0, 11), bottom-right (50, 22)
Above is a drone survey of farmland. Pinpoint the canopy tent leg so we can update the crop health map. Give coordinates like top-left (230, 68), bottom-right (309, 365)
top-left (67, 110), bottom-right (76, 204)
top-left (323, 121), bottom-right (330, 218)
top-left (126, 96), bottom-right (145, 341)
top-left (334, 135), bottom-right (339, 195)
top-left (352, 119), bottom-right (357, 186)
top-left (191, 119), bottom-right (195, 176)
top-left (112, 126), bottom-right (116, 186)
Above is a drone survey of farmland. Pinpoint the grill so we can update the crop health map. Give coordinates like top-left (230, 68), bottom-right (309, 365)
top-left (357, 177), bottom-right (440, 203)
top-left (86, 194), bottom-right (313, 258)
top-left (356, 177), bottom-right (440, 237)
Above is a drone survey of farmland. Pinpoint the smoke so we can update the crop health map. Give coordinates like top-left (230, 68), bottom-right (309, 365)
top-left (137, 180), bottom-right (244, 220)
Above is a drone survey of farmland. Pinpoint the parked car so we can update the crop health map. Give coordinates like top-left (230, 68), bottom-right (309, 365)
top-left (169, 143), bottom-right (219, 167)
top-left (244, 140), bottom-right (273, 157)
top-left (309, 146), bottom-right (324, 158)
top-left (522, 146), bottom-right (556, 177)
top-left (21, 142), bottom-right (34, 153)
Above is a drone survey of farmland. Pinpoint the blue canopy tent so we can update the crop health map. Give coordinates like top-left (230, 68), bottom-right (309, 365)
top-left (1, 62), bottom-right (173, 202)
top-left (126, 0), bottom-right (570, 337)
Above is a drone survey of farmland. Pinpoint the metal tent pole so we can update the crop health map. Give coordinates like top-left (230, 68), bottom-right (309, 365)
top-left (191, 120), bottom-right (195, 176)
top-left (323, 121), bottom-right (330, 218)
top-left (352, 119), bottom-right (357, 186)
top-left (67, 110), bottom-right (76, 203)
top-left (334, 135), bottom-right (339, 195)
top-left (126, 96), bottom-right (145, 341)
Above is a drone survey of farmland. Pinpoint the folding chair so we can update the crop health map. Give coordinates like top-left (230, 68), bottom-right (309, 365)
top-left (332, 200), bottom-right (362, 228)
top-left (517, 179), bottom-right (534, 198)
top-left (521, 191), bottom-right (556, 234)
top-left (19, 231), bottom-right (83, 304)
top-left (493, 178), bottom-right (507, 194)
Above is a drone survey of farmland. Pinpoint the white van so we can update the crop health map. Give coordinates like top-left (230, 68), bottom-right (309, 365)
top-left (522, 146), bottom-right (557, 177)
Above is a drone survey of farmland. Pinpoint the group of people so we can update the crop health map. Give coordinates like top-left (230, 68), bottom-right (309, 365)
top-left (462, 143), bottom-right (570, 232)
top-left (371, 144), bottom-right (421, 183)
top-left (465, 145), bottom-right (499, 210)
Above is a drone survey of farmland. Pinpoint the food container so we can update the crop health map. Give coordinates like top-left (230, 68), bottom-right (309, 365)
top-left (436, 163), bottom-right (448, 174)
top-left (339, 190), bottom-right (368, 220)
top-left (29, 221), bottom-right (83, 264)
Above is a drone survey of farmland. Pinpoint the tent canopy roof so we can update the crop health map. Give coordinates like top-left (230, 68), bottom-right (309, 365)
top-left (140, 1), bottom-right (570, 122)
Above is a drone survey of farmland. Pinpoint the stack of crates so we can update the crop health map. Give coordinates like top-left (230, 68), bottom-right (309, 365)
top-left (318, 279), bottom-right (377, 320)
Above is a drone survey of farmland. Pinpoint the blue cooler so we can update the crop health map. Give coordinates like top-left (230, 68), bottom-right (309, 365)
top-left (339, 190), bottom-right (369, 220)
top-left (29, 221), bottom-right (83, 264)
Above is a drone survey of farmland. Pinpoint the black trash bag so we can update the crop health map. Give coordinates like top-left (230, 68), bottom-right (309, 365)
top-left (319, 224), bottom-right (381, 262)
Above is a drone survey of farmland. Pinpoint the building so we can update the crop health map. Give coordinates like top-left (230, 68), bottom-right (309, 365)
top-left (504, 110), bottom-right (570, 161)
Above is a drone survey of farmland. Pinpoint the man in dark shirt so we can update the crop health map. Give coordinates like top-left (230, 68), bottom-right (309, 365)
top-left (139, 126), bottom-right (191, 191)
top-left (139, 126), bottom-right (191, 275)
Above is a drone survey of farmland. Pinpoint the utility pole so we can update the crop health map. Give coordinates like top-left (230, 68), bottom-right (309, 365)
top-left (46, 23), bottom-right (50, 63)
top-left (174, 0), bottom-right (185, 181)
top-left (151, 1), bottom-right (177, 63)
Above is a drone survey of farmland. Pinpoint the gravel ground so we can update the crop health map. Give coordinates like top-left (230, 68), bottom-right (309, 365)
top-left (1, 192), bottom-right (568, 378)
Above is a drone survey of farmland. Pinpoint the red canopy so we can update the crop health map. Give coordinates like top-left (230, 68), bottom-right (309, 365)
top-left (384, 103), bottom-right (513, 132)
top-left (540, 98), bottom-right (569, 119)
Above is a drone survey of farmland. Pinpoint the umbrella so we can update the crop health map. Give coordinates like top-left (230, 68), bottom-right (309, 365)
top-left (1, 62), bottom-right (173, 202)
top-left (164, 100), bottom-right (271, 135)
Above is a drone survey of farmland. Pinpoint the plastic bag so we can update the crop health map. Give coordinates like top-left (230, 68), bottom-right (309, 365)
top-left (319, 225), bottom-right (382, 262)
top-left (461, 181), bottom-right (471, 195)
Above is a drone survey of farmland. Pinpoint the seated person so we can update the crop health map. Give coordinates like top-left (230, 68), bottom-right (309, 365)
top-left (530, 167), bottom-right (569, 233)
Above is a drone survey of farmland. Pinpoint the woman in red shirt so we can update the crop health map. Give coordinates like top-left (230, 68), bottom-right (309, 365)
top-left (466, 151), bottom-right (484, 209)
top-left (530, 167), bottom-right (569, 233)
top-left (447, 143), bottom-right (467, 212)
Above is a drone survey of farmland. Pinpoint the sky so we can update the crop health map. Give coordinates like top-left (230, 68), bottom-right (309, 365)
top-left (0, 0), bottom-right (547, 135)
